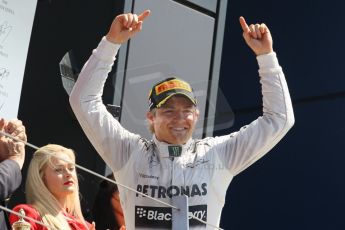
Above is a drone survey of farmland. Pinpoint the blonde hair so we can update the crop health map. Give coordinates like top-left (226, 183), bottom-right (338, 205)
top-left (25, 144), bottom-right (87, 230)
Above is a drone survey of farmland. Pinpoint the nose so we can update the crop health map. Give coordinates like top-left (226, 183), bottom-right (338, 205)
top-left (63, 168), bottom-right (73, 177)
top-left (173, 109), bottom-right (191, 120)
top-left (174, 111), bottom-right (184, 119)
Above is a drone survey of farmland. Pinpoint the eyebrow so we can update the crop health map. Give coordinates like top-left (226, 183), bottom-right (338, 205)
top-left (53, 163), bottom-right (74, 167)
top-left (161, 104), bottom-right (195, 109)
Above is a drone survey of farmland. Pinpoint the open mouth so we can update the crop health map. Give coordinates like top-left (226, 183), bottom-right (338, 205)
top-left (171, 127), bottom-right (187, 131)
top-left (171, 127), bottom-right (188, 134)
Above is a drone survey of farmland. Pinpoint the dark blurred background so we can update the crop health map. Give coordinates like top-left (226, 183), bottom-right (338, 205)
top-left (10, 0), bottom-right (345, 229)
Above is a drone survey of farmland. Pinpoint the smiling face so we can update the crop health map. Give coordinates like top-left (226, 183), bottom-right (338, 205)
top-left (147, 95), bottom-right (199, 144)
top-left (42, 151), bottom-right (77, 204)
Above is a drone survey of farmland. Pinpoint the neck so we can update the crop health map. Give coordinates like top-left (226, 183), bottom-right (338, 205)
top-left (154, 135), bottom-right (189, 145)
top-left (56, 196), bottom-right (68, 211)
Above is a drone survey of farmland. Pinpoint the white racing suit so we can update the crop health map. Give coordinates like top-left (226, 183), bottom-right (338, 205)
top-left (70, 37), bottom-right (294, 229)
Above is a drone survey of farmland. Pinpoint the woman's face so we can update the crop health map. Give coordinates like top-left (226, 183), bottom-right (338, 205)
top-left (43, 151), bottom-right (77, 203)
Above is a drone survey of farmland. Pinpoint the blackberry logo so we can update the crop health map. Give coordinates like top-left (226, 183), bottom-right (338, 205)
top-left (136, 207), bottom-right (147, 218)
top-left (135, 205), bottom-right (207, 228)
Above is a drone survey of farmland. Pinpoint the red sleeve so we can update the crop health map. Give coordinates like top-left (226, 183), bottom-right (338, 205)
top-left (72, 220), bottom-right (93, 230)
top-left (64, 212), bottom-right (92, 230)
top-left (9, 204), bottom-right (45, 230)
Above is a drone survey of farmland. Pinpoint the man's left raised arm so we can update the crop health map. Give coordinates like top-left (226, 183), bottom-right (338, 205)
top-left (214, 17), bottom-right (294, 175)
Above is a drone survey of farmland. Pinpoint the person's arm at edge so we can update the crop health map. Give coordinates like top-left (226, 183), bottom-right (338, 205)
top-left (0, 118), bottom-right (26, 200)
top-left (0, 160), bottom-right (22, 200)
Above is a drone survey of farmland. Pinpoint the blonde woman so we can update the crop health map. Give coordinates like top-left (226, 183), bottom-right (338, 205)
top-left (9, 144), bottom-right (95, 230)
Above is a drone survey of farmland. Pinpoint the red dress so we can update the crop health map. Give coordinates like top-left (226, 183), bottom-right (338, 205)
top-left (9, 204), bottom-right (92, 230)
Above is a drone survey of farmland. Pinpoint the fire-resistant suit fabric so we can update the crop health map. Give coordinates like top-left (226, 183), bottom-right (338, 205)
top-left (69, 37), bottom-right (294, 229)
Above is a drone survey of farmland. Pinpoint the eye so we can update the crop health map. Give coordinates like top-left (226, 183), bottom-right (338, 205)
top-left (54, 168), bottom-right (63, 173)
top-left (183, 109), bottom-right (195, 116)
top-left (163, 109), bottom-right (173, 114)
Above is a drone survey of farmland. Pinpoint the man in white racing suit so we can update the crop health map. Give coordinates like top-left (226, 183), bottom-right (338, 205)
top-left (70, 10), bottom-right (294, 229)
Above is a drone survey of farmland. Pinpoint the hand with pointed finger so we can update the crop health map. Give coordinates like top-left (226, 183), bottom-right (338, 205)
top-left (106, 10), bottom-right (151, 44)
top-left (239, 16), bottom-right (273, 56)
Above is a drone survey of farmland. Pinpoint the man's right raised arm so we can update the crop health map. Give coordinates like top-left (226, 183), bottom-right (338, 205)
top-left (69, 37), bottom-right (127, 171)
top-left (69, 11), bottom-right (150, 172)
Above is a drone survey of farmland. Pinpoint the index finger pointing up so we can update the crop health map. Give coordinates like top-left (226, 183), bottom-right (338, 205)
top-left (239, 16), bottom-right (250, 33)
top-left (138, 10), bottom-right (151, 21)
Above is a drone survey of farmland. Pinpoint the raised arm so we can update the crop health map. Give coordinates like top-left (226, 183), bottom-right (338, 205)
top-left (69, 11), bottom-right (150, 172)
top-left (213, 18), bottom-right (294, 175)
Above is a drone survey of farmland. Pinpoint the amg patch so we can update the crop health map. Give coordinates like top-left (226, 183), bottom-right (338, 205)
top-left (168, 145), bottom-right (182, 157)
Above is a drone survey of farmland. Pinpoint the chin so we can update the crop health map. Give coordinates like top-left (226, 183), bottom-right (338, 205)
top-left (63, 188), bottom-right (75, 194)
top-left (171, 137), bottom-right (188, 145)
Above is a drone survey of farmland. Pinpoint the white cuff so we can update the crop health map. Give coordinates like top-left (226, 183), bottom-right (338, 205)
top-left (256, 52), bottom-right (280, 70)
top-left (92, 36), bottom-right (121, 61)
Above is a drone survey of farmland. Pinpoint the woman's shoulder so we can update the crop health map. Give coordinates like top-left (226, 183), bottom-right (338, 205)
top-left (12, 203), bottom-right (39, 215)
top-left (12, 203), bottom-right (35, 210)
top-left (9, 204), bottom-right (42, 228)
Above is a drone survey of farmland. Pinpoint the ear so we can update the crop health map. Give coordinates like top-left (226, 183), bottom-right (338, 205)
top-left (146, 111), bottom-right (154, 124)
top-left (194, 108), bottom-right (200, 123)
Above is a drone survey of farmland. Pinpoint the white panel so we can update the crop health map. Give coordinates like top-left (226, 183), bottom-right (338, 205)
top-left (120, 0), bottom-right (214, 139)
top-left (0, 0), bottom-right (37, 119)
top-left (186, 0), bottom-right (217, 13)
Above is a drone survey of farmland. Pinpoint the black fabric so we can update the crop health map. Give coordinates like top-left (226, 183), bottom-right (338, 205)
top-left (91, 174), bottom-right (120, 230)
